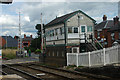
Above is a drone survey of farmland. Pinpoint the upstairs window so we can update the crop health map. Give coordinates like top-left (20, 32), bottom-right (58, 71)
top-left (111, 33), bottom-right (115, 40)
top-left (68, 27), bottom-right (72, 33)
top-left (52, 30), bottom-right (54, 36)
top-left (87, 26), bottom-right (92, 32)
top-left (81, 26), bottom-right (85, 32)
top-left (55, 29), bottom-right (58, 35)
top-left (62, 27), bottom-right (64, 34)
top-left (74, 27), bottom-right (78, 33)
top-left (60, 27), bottom-right (62, 35)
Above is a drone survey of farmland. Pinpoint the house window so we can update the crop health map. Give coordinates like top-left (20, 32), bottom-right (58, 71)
top-left (74, 27), bottom-right (78, 33)
top-left (52, 30), bottom-right (54, 36)
top-left (97, 31), bottom-right (100, 38)
top-left (60, 27), bottom-right (62, 35)
top-left (50, 30), bottom-right (52, 37)
top-left (81, 26), bottom-right (85, 32)
top-left (68, 27), bottom-right (72, 33)
top-left (111, 33), bottom-right (115, 40)
top-left (55, 29), bottom-right (58, 35)
top-left (87, 26), bottom-right (92, 32)
top-left (57, 51), bottom-right (59, 56)
top-left (62, 27), bottom-right (64, 34)
top-left (62, 52), bottom-right (64, 57)
top-left (53, 51), bottom-right (54, 56)
top-left (119, 33), bottom-right (120, 39)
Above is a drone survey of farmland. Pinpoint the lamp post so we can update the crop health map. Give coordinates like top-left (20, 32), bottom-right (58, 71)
top-left (78, 14), bottom-right (83, 53)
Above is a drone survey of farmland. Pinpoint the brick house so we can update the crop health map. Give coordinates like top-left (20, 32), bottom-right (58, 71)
top-left (22, 34), bottom-right (33, 48)
top-left (95, 15), bottom-right (120, 48)
top-left (0, 36), bottom-right (6, 48)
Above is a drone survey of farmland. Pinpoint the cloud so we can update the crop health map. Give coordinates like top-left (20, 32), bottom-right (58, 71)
top-left (1, 2), bottom-right (118, 38)
top-left (24, 16), bottom-right (30, 22)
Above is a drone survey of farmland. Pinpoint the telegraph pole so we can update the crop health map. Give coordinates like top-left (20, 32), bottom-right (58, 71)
top-left (18, 11), bottom-right (22, 54)
top-left (41, 13), bottom-right (43, 54)
top-left (40, 13), bottom-right (45, 62)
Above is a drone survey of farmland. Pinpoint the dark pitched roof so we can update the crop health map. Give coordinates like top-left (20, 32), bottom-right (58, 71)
top-left (95, 20), bottom-right (118, 30)
top-left (2, 36), bottom-right (18, 47)
top-left (45, 10), bottom-right (96, 28)
top-left (95, 20), bottom-right (120, 32)
top-left (109, 23), bottom-right (120, 31)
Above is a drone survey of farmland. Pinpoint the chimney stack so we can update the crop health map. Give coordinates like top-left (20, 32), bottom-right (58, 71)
top-left (113, 16), bottom-right (119, 25)
top-left (24, 34), bottom-right (26, 38)
top-left (103, 15), bottom-right (107, 21)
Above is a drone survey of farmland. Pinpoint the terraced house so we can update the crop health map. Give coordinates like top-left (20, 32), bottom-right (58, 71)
top-left (44, 10), bottom-right (96, 66)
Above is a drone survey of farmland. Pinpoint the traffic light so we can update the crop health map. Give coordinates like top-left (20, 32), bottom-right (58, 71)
top-left (35, 24), bottom-right (45, 36)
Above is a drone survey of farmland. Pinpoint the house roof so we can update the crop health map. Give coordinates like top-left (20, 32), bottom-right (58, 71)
top-left (95, 20), bottom-right (120, 31)
top-left (45, 10), bottom-right (96, 28)
top-left (109, 22), bottom-right (120, 31)
top-left (2, 36), bottom-right (18, 47)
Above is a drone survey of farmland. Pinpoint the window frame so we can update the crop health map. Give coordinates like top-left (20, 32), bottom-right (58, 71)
top-left (81, 26), bottom-right (86, 33)
top-left (87, 26), bottom-right (93, 32)
top-left (74, 27), bottom-right (78, 33)
top-left (68, 27), bottom-right (73, 33)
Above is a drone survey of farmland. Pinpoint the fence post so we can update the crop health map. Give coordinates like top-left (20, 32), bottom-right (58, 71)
top-left (88, 52), bottom-right (91, 67)
top-left (103, 48), bottom-right (106, 66)
top-left (118, 45), bottom-right (120, 63)
top-left (67, 53), bottom-right (68, 66)
top-left (76, 53), bottom-right (79, 67)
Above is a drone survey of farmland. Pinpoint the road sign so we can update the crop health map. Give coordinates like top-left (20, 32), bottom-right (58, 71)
top-left (0, 0), bottom-right (13, 4)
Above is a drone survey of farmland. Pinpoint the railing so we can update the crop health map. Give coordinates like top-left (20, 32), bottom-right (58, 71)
top-left (67, 46), bottom-right (119, 67)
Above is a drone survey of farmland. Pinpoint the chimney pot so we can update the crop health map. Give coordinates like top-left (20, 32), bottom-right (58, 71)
top-left (103, 15), bottom-right (107, 21)
top-left (113, 16), bottom-right (119, 25)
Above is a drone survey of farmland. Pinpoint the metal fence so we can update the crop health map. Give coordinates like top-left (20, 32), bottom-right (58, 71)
top-left (67, 46), bottom-right (119, 67)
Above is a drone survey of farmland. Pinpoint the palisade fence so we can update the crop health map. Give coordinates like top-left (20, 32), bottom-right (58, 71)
top-left (67, 46), bottom-right (120, 67)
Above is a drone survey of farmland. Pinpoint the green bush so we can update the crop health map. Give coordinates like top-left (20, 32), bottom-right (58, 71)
top-left (2, 52), bottom-right (16, 60)
top-left (35, 49), bottom-right (41, 53)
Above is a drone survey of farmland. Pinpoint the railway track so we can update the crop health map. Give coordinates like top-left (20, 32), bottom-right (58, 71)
top-left (0, 70), bottom-right (7, 75)
top-left (2, 64), bottom-right (41, 80)
top-left (28, 63), bottom-right (113, 80)
top-left (3, 64), bottom-right (76, 80)
top-left (2, 63), bottom-right (113, 80)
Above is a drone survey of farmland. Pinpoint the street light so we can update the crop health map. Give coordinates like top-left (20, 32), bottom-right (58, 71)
top-left (0, 0), bottom-right (13, 4)
top-left (78, 14), bottom-right (83, 53)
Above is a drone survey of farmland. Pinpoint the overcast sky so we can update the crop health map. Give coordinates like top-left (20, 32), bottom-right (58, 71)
top-left (0, 0), bottom-right (119, 38)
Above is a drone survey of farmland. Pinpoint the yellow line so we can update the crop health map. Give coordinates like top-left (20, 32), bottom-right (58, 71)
top-left (25, 61), bottom-right (34, 63)
top-left (17, 62), bottom-right (23, 63)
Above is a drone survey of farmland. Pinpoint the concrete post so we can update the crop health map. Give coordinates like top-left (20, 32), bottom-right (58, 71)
top-left (103, 48), bottom-right (106, 66)
top-left (88, 52), bottom-right (91, 67)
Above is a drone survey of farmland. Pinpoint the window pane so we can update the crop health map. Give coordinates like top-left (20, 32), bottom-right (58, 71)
top-left (68, 27), bottom-right (72, 33)
top-left (73, 48), bottom-right (77, 53)
top-left (62, 27), bottom-right (64, 34)
top-left (60, 27), bottom-right (62, 35)
top-left (55, 29), bottom-right (58, 35)
top-left (81, 26), bottom-right (85, 32)
top-left (74, 27), bottom-right (78, 33)
top-left (87, 26), bottom-right (92, 32)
